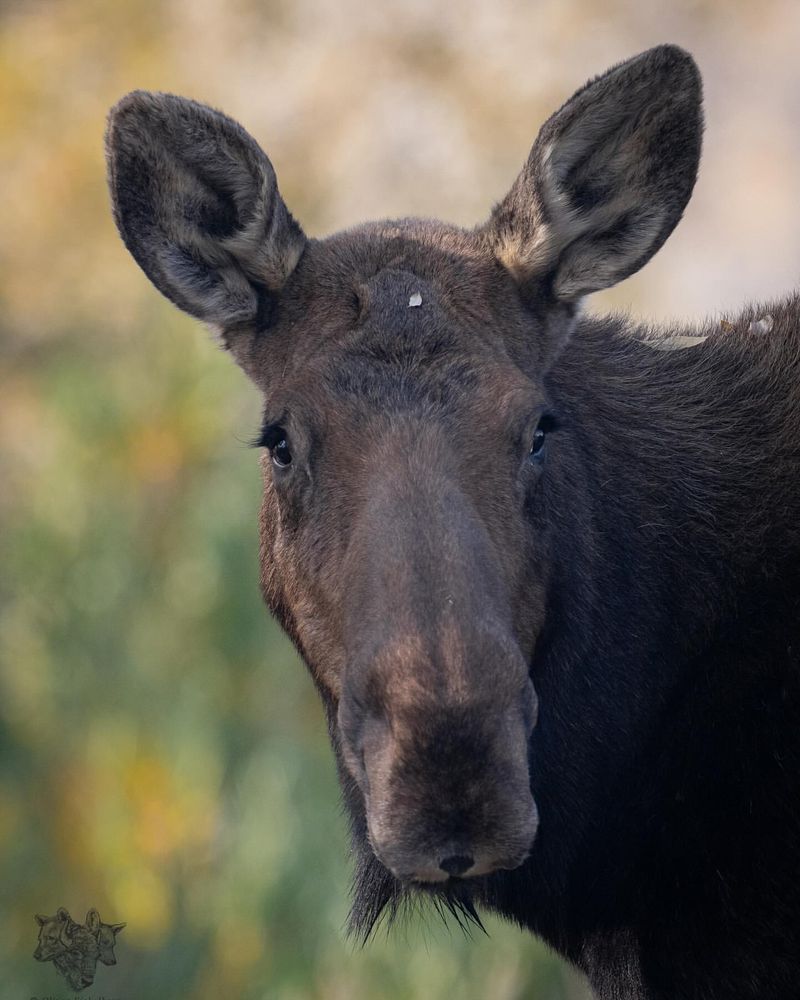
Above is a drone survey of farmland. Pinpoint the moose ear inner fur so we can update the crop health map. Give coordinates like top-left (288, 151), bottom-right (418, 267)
top-left (105, 90), bottom-right (306, 336)
top-left (485, 44), bottom-right (703, 302)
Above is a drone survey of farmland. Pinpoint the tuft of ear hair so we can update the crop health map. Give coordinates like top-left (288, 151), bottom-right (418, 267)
top-left (485, 44), bottom-right (703, 300)
top-left (105, 91), bottom-right (306, 334)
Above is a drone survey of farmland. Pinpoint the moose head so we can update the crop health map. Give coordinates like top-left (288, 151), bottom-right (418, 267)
top-left (106, 44), bottom-right (701, 921)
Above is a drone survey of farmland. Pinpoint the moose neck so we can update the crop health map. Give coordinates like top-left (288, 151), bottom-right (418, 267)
top-left (545, 303), bottom-right (799, 665)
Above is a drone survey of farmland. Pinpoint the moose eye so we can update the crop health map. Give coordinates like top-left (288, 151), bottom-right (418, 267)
top-left (530, 428), bottom-right (546, 459)
top-left (251, 422), bottom-right (296, 469)
top-left (529, 414), bottom-right (557, 464)
top-left (272, 438), bottom-right (292, 469)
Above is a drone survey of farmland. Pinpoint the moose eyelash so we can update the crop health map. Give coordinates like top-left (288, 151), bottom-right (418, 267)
top-left (250, 422), bottom-right (286, 450)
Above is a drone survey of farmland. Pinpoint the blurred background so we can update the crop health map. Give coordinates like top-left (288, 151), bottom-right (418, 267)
top-left (1, 1), bottom-right (799, 997)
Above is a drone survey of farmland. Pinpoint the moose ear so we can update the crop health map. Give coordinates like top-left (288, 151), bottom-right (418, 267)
top-left (85, 908), bottom-right (100, 931)
top-left (485, 45), bottom-right (702, 300)
top-left (111, 922), bottom-right (126, 935)
top-left (105, 91), bottom-right (306, 337)
top-left (35, 914), bottom-right (47, 926)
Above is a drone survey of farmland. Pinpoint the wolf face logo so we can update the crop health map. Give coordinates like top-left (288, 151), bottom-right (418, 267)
top-left (34, 906), bottom-right (125, 991)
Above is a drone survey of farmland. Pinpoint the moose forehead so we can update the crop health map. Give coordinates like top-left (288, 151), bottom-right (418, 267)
top-left (255, 219), bottom-right (543, 420)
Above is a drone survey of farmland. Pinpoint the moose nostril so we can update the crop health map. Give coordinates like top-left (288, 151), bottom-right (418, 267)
top-left (439, 854), bottom-right (475, 877)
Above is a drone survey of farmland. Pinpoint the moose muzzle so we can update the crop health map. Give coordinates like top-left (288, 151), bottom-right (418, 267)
top-left (349, 686), bottom-right (539, 883)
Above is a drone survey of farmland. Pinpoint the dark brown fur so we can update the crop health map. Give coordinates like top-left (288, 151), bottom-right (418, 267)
top-left (106, 45), bottom-right (800, 999)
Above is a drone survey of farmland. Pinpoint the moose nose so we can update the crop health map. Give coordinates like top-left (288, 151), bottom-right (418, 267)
top-left (439, 854), bottom-right (475, 877)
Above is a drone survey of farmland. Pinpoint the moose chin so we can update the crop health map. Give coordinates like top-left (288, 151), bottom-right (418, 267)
top-left (106, 44), bottom-right (800, 1000)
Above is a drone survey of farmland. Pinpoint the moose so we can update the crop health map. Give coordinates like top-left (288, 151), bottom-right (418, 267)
top-left (105, 45), bottom-right (800, 999)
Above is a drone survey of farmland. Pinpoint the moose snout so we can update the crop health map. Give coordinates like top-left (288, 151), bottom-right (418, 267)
top-left (340, 676), bottom-right (539, 884)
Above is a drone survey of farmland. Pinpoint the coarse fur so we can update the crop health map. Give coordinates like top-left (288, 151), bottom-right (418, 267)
top-left (105, 44), bottom-right (800, 1000)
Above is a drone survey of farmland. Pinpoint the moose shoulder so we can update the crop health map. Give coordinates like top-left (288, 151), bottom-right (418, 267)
top-left (105, 45), bottom-right (800, 1000)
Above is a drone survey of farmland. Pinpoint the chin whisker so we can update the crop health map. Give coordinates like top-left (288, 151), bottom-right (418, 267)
top-left (346, 849), bottom-right (484, 945)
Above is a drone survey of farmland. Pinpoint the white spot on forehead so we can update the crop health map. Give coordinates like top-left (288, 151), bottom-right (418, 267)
top-left (408, 291), bottom-right (423, 307)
